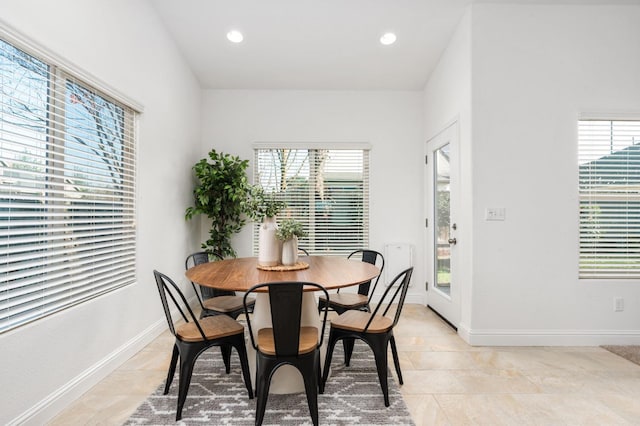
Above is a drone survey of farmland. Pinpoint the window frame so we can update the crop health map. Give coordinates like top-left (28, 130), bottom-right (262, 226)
top-left (578, 116), bottom-right (640, 280)
top-left (252, 142), bottom-right (370, 257)
top-left (0, 28), bottom-right (140, 333)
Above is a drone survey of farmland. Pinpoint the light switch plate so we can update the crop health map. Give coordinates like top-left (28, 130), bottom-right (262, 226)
top-left (614, 297), bottom-right (624, 312)
top-left (485, 207), bottom-right (506, 221)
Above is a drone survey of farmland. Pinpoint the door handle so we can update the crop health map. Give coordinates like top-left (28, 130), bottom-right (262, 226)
top-left (448, 238), bottom-right (457, 245)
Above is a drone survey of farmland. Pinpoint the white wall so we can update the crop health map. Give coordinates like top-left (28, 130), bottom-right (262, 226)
top-left (0, 1), bottom-right (202, 423)
top-left (467, 4), bottom-right (640, 345)
top-left (423, 11), bottom-right (473, 333)
top-left (200, 90), bottom-right (425, 300)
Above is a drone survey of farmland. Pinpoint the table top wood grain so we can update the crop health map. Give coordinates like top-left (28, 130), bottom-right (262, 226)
top-left (185, 256), bottom-right (380, 292)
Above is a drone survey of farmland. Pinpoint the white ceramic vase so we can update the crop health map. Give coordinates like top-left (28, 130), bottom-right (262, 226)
top-left (258, 216), bottom-right (280, 266)
top-left (281, 236), bottom-right (298, 266)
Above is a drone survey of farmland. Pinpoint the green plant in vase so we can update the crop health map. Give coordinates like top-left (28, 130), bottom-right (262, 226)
top-left (276, 218), bottom-right (307, 266)
top-left (247, 185), bottom-right (287, 266)
top-left (275, 218), bottom-right (307, 241)
top-left (246, 185), bottom-right (287, 222)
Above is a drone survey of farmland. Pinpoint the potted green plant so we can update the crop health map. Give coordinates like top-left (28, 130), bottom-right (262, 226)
top-left (247, 185), bottom-right (287, 266)
top-left (276, 218), bottom-right (307, 266)
top-left (246, 185), bottom-right (287, 222)
top-left (185, 149), bottom-right (251, 258)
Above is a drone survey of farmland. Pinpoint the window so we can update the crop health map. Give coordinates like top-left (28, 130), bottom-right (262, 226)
top-left (253, 144), bottom-right (369, 256)
top-left (578, 119), bottom-right (640, 279)
top-left (0, 37), bottom-right (137, 333)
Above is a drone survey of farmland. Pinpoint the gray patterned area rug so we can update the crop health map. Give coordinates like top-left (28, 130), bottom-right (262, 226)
top-left (126, 339), bottom-right (414, 425)
top-left (602, 345), bottom-right (640, 366)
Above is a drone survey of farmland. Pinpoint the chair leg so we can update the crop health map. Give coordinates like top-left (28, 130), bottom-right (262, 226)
top-left (220, 344), bottom-right (232, 374)
top-left (301, 353), bottom-right (319, 426)
top-left (317, 353), bottom-right (324, 394)
top-left (254, 356), bottom-right (274, 426)
top-left (232, 336), bottom-right (254, 399)
top-left (246, 302), bottom-right (255, 315)
top-left (343, 337), bottom-right (355, 366)
top-left (390, 335), bottom-right (403, 385)
top-left (164, 344), bottom-right (179, 394)
top-left (317, 298), bottom-right (326, 313)
top-left (176, 345), bottom-right (198, 421)
top-left (322, 330), bottom-right (339, 389)
top-left (370, 336), bottom-right (390, 407)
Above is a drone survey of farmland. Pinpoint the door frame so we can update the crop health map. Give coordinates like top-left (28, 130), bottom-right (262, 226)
top-left (425, 120), bottom-right (460, 328)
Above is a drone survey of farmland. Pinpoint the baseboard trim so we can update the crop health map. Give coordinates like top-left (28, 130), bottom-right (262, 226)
top-left (458, 324), bottom-right (640, 346)
top-left (403, 294), bottom-right (423, 305)
top-left (5, 295), bottom-right (205, 426)
top-left (9, 315), bottom-right (169, 426)
top-left (369, 293), bottom-right (423, 306)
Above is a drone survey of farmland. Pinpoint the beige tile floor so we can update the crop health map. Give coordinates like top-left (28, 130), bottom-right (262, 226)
top-left (48, 304), bottom-right (640, 425)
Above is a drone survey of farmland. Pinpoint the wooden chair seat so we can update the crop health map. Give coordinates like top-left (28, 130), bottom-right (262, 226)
top-left (245, 281), bottom-right (329, 426)
top-left (257, 326), bottom-right (319, 355)
top-left (202, 295), bottom-right (252, 313)
top-left (322, 267), bottom-right (413, 408)
top-left (176, 314), bottom-right (244, 342)
top-left (153, 270), bottom-right (253, 420)
top-left (319, 292), bottom-right (368, 309)
top-left (330, 310), bottom-right (393, 334)
top-left (186, 252), bottom-right (255, 320)
top-left (317, 250), bottom-right (384, 315)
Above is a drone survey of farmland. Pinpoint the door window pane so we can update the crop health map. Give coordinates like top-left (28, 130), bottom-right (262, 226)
top-left (434, 143), bottom-right (451, 294)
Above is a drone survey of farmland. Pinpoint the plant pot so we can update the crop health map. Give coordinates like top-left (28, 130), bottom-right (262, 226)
top-left (258, 217), bottom-right (280, 266)
top-left (281, 236), bottom-right (298, 266)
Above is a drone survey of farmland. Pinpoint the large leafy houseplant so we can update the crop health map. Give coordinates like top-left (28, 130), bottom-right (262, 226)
top-left (185, 149), bottom-right (250, 258)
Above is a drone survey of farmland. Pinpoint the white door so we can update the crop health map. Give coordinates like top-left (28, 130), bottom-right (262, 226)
top-left (425, 122), bottom-right (460, 327)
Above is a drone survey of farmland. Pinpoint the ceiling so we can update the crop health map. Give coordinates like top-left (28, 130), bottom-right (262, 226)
top-left (149, 0), bottom-right (639, 91)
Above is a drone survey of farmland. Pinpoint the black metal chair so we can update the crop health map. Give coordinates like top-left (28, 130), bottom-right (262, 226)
top-left (243, 282), bottom-right (330, 426)
top-left (153, 270), bottom-right (253, 420)
top-left (321, 267), bottom-right (413, 407)
top-left (317, 249), bottom-right (385, 314)
top-left (185, 251), bottom-right (255, 319)
top-left (298, 247), bottom-right (310, 256)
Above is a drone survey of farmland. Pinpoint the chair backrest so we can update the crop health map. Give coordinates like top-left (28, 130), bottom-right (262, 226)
top-left (365, 267), bottom-right (413, 332)
top-left (153, 270), bottom-right (206, 340)
top-left (244, 282), bottom-right (329, 357)
top-left (185, 251), bottom-right (233, 300)
top-left (347, 249), bottom-right (385, 297)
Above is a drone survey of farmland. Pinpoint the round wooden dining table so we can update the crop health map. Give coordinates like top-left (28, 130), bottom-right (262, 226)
top-left (185, 255), bottom-right (380, 292)
top-left (185, 255), bottom-right (380, 394)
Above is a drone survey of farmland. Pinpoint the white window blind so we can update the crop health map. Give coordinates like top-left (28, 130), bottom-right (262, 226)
top-left (578, 120), bottom-right (640, 279)
top-left (0, 37), bottom-right (137, 333)
top-left (253, 146), bottom-right (369, 256)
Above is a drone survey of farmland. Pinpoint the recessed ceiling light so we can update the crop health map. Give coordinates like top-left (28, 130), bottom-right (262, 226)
top-left (226, 30), bottom-right (243, 43)
top-left (380, 32), bottom-right (397, 46)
